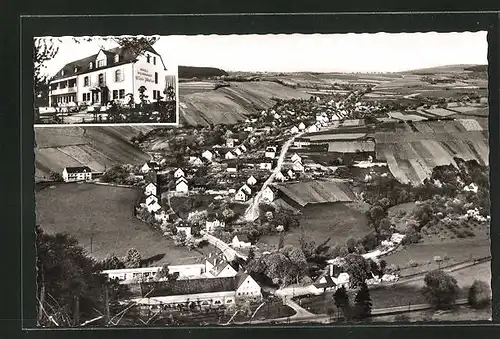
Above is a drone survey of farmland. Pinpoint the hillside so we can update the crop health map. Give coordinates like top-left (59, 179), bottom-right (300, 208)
top-left (178, 65), bottom-right (228, 79)
top-left (178, 80), bottom-right (311, 126)
top-left (34, 126), bottom-right (153, 180)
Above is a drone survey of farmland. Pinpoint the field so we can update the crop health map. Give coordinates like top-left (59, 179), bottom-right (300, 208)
top-left (387, 111), bottom-right (428, 122)
top-left (274, 180), bottom-right (356, 207)
top-left (179, 81), bottom-right (311, 126)
top-left (374, 119), bottom-right (489, 185)
top-left (35, 126), bottom-right (152, 180)
top-left (35, 183), bottom-right (208, 265)
top-left (259, 202), bottom-right (371, 250)
top-left (373, 305), bottom-right (491, 322)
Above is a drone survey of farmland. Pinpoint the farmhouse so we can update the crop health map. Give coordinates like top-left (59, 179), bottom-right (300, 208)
top-left (202, 150), bottom-right (213, 162)
top-left (174, 168), bottom-right (185, 179)
top-left (62, 166), bottom-right (92, 182)
top-left (141, 161), bottom-right (160, 173)
top-left (234, 148), bottom-right (243, 156)
top-left (48, 45), bottom-right (173, 107)
top-left (308, 125), bottom-right (318, 133)
top-left (225, 151), bottom-right (236, 160)
top-left (144, 182), bottom-right (157, 197)
top-left (102, 264), bottom-right (207, 284)
top-left (292, 161), bottom-right (305, 172)
top-left (147, 200), bottom-right (162, 213)
top-left (133, 273), bottom-right (262, 308)
top-left (175, 177), bottom-right (189, 193)
top-left (234, 190), bottom-right (248, 202)
top-left (290, 126), bottom-right (300, 134)
top-left (189, 157), bottom-right (204, 167)
top-left (275, 171), bottom-right (286, 182)
top-left (205, 261), bottom-right (238, 279)
top-left (298, 122), bottom-right (306, 130)
top-left (145, 193), bottom-right (159, 206)
top-left (247, 175), bottom-right (257, 186)
top-left (261, 187), bottom-right (275, 202)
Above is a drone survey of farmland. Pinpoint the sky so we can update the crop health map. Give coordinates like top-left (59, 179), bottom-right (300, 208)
top-left (38, 32), bottom-right (488, 77)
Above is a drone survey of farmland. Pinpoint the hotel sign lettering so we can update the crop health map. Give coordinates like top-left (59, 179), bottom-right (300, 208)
top-left (135, 68), bottom-right (155, 83)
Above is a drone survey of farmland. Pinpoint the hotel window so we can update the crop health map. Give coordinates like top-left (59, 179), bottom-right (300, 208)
top-left (115, 69), bottom-right (123, 82)
top-left (97, 59), bottom-right (105, 67)
top-left (114, 54), bottom-right (120, 63)
top-left (74, 67), bottom-right (78, 73)
top-left (113, 90), bottom-right (118, 99)
top-left (155, 72), bottom-right (158, 84)
top-left (98, 73), bottom-right (104, 86)
top-left (61, 70), bottom-right (65, 76)
top-left (84, 76), bottom-right (89, 87)
top-left (146, 54), bottom-right (151, 63)
top-left (119, 89), bottom-right (125, 99)
top-left (89, 62), bottom-right (93, 69)
top-left (153, 56), bottom-right (156, 65)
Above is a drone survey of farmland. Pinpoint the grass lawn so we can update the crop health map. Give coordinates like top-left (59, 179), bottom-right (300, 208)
top-left (36, 183), bottom-right (209, 265)
top-left (259, 202), bottom-right (371, 249)
top-left (372, 304), bottom-right (491, 322)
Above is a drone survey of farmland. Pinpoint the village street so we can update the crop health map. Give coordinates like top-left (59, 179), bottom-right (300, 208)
top-left (200, 231), bottom-right (247, 261)
top-left (243, 131), bottom-right (306, 221)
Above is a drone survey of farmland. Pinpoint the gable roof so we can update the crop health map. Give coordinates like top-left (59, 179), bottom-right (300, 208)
top-left (142, 276), bottom-right (237, 297)
top-left (176, 177), bottom-right (188, 185)
top-left (64, 166), bottom-right (92, 173)
top-left (51, 45), bottom-right (164, 82)
top-left (313, 275), bottom-right (337, 289)
top-left (209, 261), bottom-right (234, 277)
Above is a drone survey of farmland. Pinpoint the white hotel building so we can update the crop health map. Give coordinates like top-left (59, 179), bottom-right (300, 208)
top-left (48, 45), bottom-right (177, 107)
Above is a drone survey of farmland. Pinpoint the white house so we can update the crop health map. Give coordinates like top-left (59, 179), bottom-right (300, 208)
top-left (308, 125), bottom-right (318, 133)
top-left (205, 219), bottom-right (226, 233)
top-left (206, 261), bottom-right (238, 278)
top-left (292, 161), bottom-right (305, 172)
top-left (145, 194), bottom-right (159, 206)
top-left (287, 169), bottom-right (295, 179)
top-left (154, 209), bottom-right (169, 224)
top-left (298, 122), bottom-right (306, 130)
top-left (227, 162), bottom-right (239, 173)
top-left (290, 126), bottom-right (300, 134)
top-left (225, 151), bottom-right (236, 160)
top-left (265, 147), bottom-right (277, 159)
top-left (202, 150), bottom-right (213, 162)
top-left (62, 166), bottom-right (92, 182)
top-left (226, 138), bottom-right (236, 148)
top-left (240, 145), bottom-right (247, 152)
top-left (231, 235), bottom-right (252, 249)
top-left (239, 184), bottom-right (252, 195)
top-left (291, 153), bottom-right (302, 163)
top-left (260, 162), bottom-right (273, 170)
top-left (147, 200), bottom-right (162, 213)
top-left (247, 175), bottom-right (257, 186)
top-left (262, 187), bottom-right (275, 202)
top-left (234, 190), bottom-right (248, 202)
top-left (144, 182), bottom-right (157, 197)
top-left (48, 45), bottom-right (173, 108)
top-left (234, 148), bottom-right (242, 156)
top-left (141, 161), bottom-right (160, 174)
top-left (174, 168), bottom-right (185, 179)
top-left (189, 157), bottom-right (204, 167)
top-left (176, 177), bottom-right (189, 193)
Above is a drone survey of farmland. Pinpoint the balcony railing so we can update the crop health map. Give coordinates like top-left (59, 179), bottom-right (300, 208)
top-left (50, 86), bottom-right (77, 95)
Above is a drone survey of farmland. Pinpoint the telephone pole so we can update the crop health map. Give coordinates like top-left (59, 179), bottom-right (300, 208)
top-left (103, 284), bottom-right (110, 326)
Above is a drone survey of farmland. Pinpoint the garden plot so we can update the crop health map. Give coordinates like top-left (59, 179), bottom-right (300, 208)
top-left (422, 108), bottom-right (458, 117)
top-left (458, 119), bottom-right (484, 131)
top-left (388, 111), bottom-right (427, 122)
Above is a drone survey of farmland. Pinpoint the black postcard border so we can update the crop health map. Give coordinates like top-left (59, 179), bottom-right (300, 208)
top-left (6, 10), bottom-right (500, 339)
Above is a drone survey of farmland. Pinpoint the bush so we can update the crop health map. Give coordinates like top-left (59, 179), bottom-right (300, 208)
top-left (421, 270), bottom-right (460, 309)
top-left (468, 280), bottom-right (491, 309)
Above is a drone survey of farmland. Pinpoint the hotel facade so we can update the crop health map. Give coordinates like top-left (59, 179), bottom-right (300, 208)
top-left (48, 45), bottom-right (177, 107)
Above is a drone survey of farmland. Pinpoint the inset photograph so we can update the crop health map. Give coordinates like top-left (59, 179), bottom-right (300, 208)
top-left (34, 36), bottom-right (178, 125)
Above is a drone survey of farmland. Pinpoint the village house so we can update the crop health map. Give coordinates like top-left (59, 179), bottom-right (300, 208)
top-left (261, 187), bottom-right (275, 202)
top-left (102, 264), bottom-right (207, 284)
top-left (275, 171), bottom-right (286, 182)
top-left (226, 138), bottom-right (237, 148)
top-left (239, 184), bottom-right (252, 196)
top-left (239, 144), bottom-right (248, 152)
top-left (234, 148), bottom-right (243, 156)
top-left (144, 182), bottom-right (157, 197)
top-left (231, 235), bottom-right (252, 249)
top-left (292, 161), bottom-right (305, 172)
top-left (174, 168), bottom-right (185, 179)
top-left (205, 261), bottom-right (239, 279)
top-left (259, 161), bottom-right (273, 171)
top-left (287, 169), bottom-right (296, 179)
top-left (147, 199), bottom-right (162, 213)
top-left (154, 208), bottom-right (169, 224)
top-left (290, 126), bottom-right (300, 134)
top-left (131, 273), bottom-right (262, 308)
top-left (298, 122), bottom-right (306, 130)
top-left (247, 175), bottom-right (257, 186)
top-left (225, 151), bottom-right (236, 160)
top-left (202, 150), bottom-right (213, 162)
top-left (189, 157), bottom-right (204, 167)
top-left (234, 190), bottom-right (248, 202)
top-left (293, 138), bottom-right (311, 148)
top-left (145, 193), bottom-right (159, 207)
top-left (141, 161), bottom-right (160, 174)
top-left (265, 146), bottom-right (277, 159)
top-left (226, 161), bottom-right (239, 173)
top-left (62, 166), bottom-right (92, 182)
top-left (308, 125), bottom-right (319, 133)
top-left (291, 153), bottom-right (302, 163)
top-left (175, 177), bottom-right (189, 193)
top-left (205, 218), bottom-right (226, 233)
